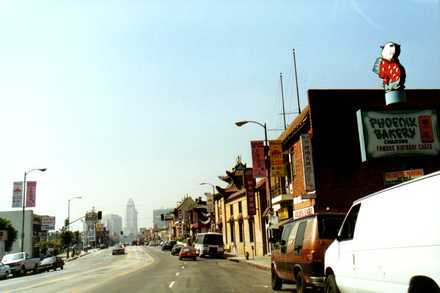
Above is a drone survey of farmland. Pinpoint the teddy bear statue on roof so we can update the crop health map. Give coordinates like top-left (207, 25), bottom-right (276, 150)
top-left (373, 42), bottom-right (406, 105)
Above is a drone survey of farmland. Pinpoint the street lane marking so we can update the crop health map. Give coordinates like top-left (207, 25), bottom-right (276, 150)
top-left (181, 266), bottom-right (184, 269)
top-left (169, 281), bottom-right (175, 288)
top-left (176, 272), bottom-right (180, 276)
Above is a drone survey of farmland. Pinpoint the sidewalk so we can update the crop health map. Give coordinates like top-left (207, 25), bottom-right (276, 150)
top-left (60, 250), bottom-right (91, 263)
top-left (226, 253), bottom-right (270, 271)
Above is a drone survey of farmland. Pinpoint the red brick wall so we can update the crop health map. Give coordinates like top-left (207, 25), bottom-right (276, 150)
top-left (307, 89), bottom-right (440, 212)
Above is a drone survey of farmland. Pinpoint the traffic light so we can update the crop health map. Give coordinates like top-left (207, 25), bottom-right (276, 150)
top-left (97, 211), bottom-right (102, 220)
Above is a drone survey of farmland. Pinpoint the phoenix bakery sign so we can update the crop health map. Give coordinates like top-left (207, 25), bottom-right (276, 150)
top-left (357, 109), bottom-right (440, 161)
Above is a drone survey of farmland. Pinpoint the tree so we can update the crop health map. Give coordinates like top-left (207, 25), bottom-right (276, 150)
top-left (0, 217), bottom-right (18, 252)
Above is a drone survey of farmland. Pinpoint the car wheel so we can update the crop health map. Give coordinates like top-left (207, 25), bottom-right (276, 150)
top-left (20, 266), bottom-right (26, 276)
top-left (325, 274), bottom-right (340, 293)
top-left (271, 267), bottom-right (282, 290)
top-left (178, 257), bottom-right (182, 260)
top-left (296, 271), bottom-right (307, 293)
top-left (408, 276), bottom-right (440, 293)
top-left (193, 257), bottom-right (196, 261)
top-left (61, 266), bottom-right (64, 270)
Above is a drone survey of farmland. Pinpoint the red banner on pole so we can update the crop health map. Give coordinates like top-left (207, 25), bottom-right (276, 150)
top-left (251, 140), bottom-right (265, 178)
top-left (26, 181), bottom-right (37, 207)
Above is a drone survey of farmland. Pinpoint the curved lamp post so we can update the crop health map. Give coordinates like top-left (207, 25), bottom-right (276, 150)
top-left (234, 120), bottom-right (272, 210)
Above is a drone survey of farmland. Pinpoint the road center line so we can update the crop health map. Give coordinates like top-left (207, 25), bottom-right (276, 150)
top-left (169, 281), bottom-right (175, 288)
top-left (176, 272), bottom-right (180, 276)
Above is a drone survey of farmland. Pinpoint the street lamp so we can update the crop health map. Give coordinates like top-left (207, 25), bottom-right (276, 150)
top-left (235, 120), bottom-right (272, 210)
top-left (68, 196), bottom-right (82, 231)
top-left (21, 168), bottom-right (46, 253)
top-left (200, 182), bottom-right (216, 232)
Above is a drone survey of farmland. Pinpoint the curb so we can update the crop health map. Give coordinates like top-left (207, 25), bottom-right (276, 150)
top-left (227, 258), bottom-right (270, 271)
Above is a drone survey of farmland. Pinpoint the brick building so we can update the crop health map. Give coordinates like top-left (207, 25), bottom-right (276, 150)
top-left (273, 89), bottom-right (440, 218)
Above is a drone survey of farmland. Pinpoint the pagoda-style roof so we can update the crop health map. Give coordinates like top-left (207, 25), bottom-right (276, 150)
top-left (215, 156), bottom-right (248, 201)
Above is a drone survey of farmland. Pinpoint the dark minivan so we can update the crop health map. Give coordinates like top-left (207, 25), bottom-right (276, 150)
top-left (271, 213), bottom-right (344, 292)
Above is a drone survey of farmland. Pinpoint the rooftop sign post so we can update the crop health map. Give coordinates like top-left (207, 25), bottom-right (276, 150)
top-left (373, 42), bottom-right (406, 105)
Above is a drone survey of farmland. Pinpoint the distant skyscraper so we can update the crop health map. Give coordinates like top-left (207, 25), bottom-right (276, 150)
top-left (102, 214), bottom-right (123, 238)
top-left (125, 198), bottom-right (138, 238)
top-left (153, 209), bottom-right (173, 230)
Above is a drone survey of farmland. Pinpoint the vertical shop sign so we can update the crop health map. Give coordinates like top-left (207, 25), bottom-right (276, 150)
top-left (26, 181), bottom-right (37, 207)
top-left (251, 140), bottom-right (266, 177)
top-left (301, 134), bottom-right (316, 192)
top-left (270, 140), bottom-right (286, 177)
top-left (244, 168), bottom-right (256, 216)
top-left (12, 182), bottom-right (23, 208)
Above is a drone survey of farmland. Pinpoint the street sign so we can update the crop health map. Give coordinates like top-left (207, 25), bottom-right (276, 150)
top-left (41, 216), bottom-right (56, 230)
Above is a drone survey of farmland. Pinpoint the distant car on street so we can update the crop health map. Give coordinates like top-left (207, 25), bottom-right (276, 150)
top-left (171, 244), bottom-right (184, 256)
top-left (0, 263), bottom-right (11, 279)
top-left (38, 256), bottom-right (64, 272)
top-left (194, 232), bottom-right (224, 257)
top-left (161, 240), bottom-right (177, 251)
top-left (112, 245), bottom-right (125, 255)
top-left (179, 246), bottom-right (197, 261)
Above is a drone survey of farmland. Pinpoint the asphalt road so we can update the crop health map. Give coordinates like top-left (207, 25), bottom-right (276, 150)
top-left (0, 246), bottom-right (297, 293)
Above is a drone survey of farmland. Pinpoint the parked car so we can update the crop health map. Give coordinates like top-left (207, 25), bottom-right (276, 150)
top-left (325, 171), bottom-right (440, 293)
top-left (194, 232), bottom-right (224, 257)
top-left (271, 212), bottom-right (345, 292)
top-left (1, 252), bottom-right (40, 276)
top-left (179, 246), bottom-right (197, 261)
top-left (0, 263), bottom-right (10, 280)
top-left (171, 244), bottom-right (184, 256)
top-left (112, 244), bottom-right (125, 255)
top-left (161, 240), bottom-right (177, 251)
top-left (38, 256), bottom-right (64, 272)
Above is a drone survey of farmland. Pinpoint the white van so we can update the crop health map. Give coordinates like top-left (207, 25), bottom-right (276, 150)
top-left (194, 232), bottom-right (224, 257)
top-left (324, 171), bottom-right (440, 293)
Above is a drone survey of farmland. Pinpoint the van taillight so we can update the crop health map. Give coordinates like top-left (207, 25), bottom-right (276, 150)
top-left (306, 250), bottom-right (316, 262)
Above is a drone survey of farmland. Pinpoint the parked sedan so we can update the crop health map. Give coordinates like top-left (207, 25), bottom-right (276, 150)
top-left (171, 244), bottom-right (184, 256)
top-left (178, 246), bottom-right (197, 261)
top-left (38, 256), bottom-right (64, 272)
top-left (0, 263), bottom-right (10, 279)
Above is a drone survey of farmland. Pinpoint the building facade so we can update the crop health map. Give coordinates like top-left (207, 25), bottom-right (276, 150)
top-left (102, 214), bottom-right (122, 243)
top-left (214, 158), bottom-right (267, 257)
top-left (272, 89), bottom-right (440, 220)
top-left (124, 198), bottom-right (138, 241)
top-left (153, 209), bottom-right (173, 230)
top-left (0, 210), bottom-right (45, 258)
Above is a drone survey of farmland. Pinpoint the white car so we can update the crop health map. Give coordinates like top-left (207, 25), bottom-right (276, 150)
top-left (0, 263), bottom-right (11, 279)
top-left (324, 171), bottom-right (440, 293)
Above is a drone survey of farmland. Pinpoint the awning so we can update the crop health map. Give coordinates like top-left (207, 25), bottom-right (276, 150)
top-left (268, 219), bottom-right (290, 230)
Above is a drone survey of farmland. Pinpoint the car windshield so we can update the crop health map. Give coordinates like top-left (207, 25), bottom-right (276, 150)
top-left (203, 235), bottom-right (223, 245)
top-left (318, 215), bottom-right (345, 239)
top-left (2, 253), bottom-right (23, 262)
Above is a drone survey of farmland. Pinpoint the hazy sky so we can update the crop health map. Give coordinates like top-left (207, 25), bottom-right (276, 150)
top-left (1, 0), bottom-right (439, 230)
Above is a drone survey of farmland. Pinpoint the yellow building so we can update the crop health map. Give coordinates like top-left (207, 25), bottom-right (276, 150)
top-left (214, 158), bottom-right (268, 257)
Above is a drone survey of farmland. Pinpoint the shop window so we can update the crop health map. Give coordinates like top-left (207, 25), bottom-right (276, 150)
top-left (230, 204), bottom-right (233, 216)
top-left (230, 222), bottom-right (235, 243)
top-left (249, 220), bottom-right (254, 242)
top-left (239, 222), bottom-right (243, 242)
top-left (238, 201), bottom-right (242, 213)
